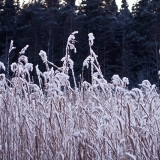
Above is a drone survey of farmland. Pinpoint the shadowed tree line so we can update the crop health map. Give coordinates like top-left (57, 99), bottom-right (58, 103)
top-left (0, 0), bottom-right (160, 88)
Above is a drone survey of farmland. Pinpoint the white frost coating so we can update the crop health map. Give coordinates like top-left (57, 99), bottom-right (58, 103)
top-left (29, 83), bottom-right (40, 92)
top-left (19, 45), bottom-right (29, 54)
top-left (139, 80), bottom-right (151, 89)
top-left (25, 63), bottom-right (33, 72)
top-left (61, 57), bottom-right (65, 62)
top-left (72, 132), bottom-right (82, 138)
top-left (0, 32), bottom-right (159, 159)
top-left (18, 55), bottom-right (28, 64)
top-left (122, 77), bottom-right (129, 87)
top-left (125, 152), bottom-right (136, 160)
top-left (43, 71), bottom-right (50, 81)
top-left (67, 31), bottom-right (78, 53)
top-left (0, 62), bottom-right (5, 71)
top-left (17, 64), bottom-right (24, 75)
top-left (88, 33), bottom-right (95, 46)
top-left (92, 76), bottom-right (106, 93)
top-left (103, 115), bottom-right (109, 122)
top-left (115, 86), bottom-right (126, 95)
top-left (0, 74), bottom-right (5, 80)
top-left (68, 58), bottom-right (74, 69)
top-left (83, 56), bottom-right (94, 68)
top-left (10, 62), bottom-right (17, 72)
top-left (93, 72), bottom-right (100, 78)
top-left (55, 72), bottom-right (69, 82)
top-left (129, 88), bottom-right (143, 101)
top-left (82, 81), bottom-right (91, 89)
top-left (61, 56), bottom-right (74, 69)
top-left (111, 74), bottom-right (122, 86)
top-left (9, 40), bottom-right (16, 53)
top-left (39, 50), bottom-right (47, 63)
top-left (35, 65), bottom-right (42, 76)
top-left (97, 124), bottom-right (106, 137)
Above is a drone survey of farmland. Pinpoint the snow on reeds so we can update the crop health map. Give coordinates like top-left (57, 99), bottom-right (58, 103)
top-left (0, 33), bottom-right (160, 160)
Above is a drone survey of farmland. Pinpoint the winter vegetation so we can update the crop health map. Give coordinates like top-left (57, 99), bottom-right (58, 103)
top-left (0, 32), bottom-right (160, 159)
top-left (1, 0), bottom-right (160, 87)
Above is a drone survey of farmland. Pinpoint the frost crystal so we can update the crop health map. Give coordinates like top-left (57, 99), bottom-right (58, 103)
top-left (0, 32), bottom-right (159, 160)
top-left (83, 56), bottom-right (94, 68)
top-left (61, 56), bottom-right (74, 69)
top-left (9, 40), bottom-right (16, 53)
top-left (125, 153), bottom-right (136, 160)
top-left (18, 55), bottom-right (28, 64)
top-left (67, 31), bottom-right (78, 53)
top-left (43, 71), bottom-right (50, 81)
top-left (10, 62), bottom-right (17, 72)
top-left (72, 132), bottom-right (82, 138)
top-left (35, 65), bottom-right (42, 76)
top-left (111, 74), bottom-right (122, 86)
top-left (88, 33), bottom-right (95, 46)
top-left (19, 45), bottom-right (29, 54)
top-left (139, 80), bottom-right (151, 89)
top-left (0, 62), bottom-right (5, 71)
top-left (129, 88), bottom-right (143, 101)
top-left (25, 63), bottom-right (33, 71)
top-left (122, 77), bottom-right (129, 88)
top-left (39, 50), bottom-right (47, 63)
top-left (0, 74), bottom-right (5, 80)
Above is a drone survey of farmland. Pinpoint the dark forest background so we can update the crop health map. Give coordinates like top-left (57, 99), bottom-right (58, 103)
top-left (0, 0), bottom-right (160, 88)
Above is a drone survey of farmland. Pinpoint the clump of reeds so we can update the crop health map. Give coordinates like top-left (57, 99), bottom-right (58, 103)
top-left (0, 32), bottom-right (159, 160)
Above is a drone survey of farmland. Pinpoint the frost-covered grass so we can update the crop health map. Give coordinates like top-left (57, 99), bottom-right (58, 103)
top-left (0, 32), bottom-right (160, 159)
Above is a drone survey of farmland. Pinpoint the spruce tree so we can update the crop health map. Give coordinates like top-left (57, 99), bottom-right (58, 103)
top-left (132, 0), bottom-right (160, 84)
top-left (45, 0), bottom-right (59, 8)
top-left (0, 0), bottom-right (17, 77)
top-left (16, 1), bottom-right (47, 80)
top-left (118, 0), bottom-right (131, 76)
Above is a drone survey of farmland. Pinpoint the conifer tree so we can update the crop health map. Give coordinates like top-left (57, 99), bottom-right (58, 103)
top-left (132, 0), bottom-right (160, 84)
top-left (118, 0), bottom-right (131, 76)
top-left (0, 0), bottom-right (17, 77)
top-left (45, 0), bottom-right (59, 8)
top-left (110, 0), bottom-right (118, 15)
